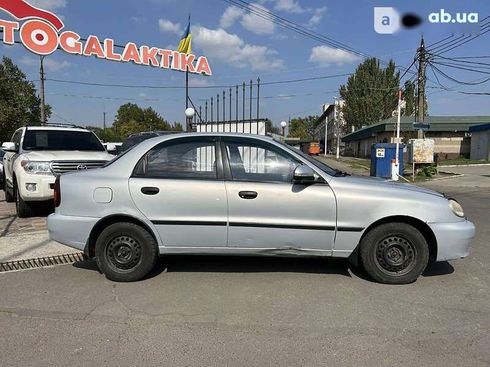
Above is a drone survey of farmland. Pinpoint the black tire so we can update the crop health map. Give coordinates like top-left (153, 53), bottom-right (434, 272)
top-left (360, 223), bottom-right (429, 284)
top-left (4, 174), bottom-right (14, 202)
top-left (95, 222), bottom-right (158, 282)
top-left (15, 183), bottom-right (36, 218)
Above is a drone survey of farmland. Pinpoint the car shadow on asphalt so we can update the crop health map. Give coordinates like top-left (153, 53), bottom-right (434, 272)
top-left (73, 256), bottom-right (355, 280)
top-left (422, 261), bottom-right (454, 277)
top-left (71, 257), bottom-right (455, 282)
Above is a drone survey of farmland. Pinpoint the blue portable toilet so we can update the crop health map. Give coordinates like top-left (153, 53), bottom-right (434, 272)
top-left (370, 143), bottom-right (404, 178)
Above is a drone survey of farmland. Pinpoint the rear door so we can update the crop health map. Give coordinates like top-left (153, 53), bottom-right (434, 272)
top-left (129, 136), bottom-right (228, 248)
top-left (222, 137), bottom-right (337, 253)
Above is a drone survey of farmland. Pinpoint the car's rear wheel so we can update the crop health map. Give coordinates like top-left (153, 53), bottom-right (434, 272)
top-left (95, 222), bottom-right (158, 282)
top-left (4, 174), bottom-right (14, 202)
top-left (360, 223), bottom-right (429, 284)
top-left (15, 183), bottom-right (36, 218)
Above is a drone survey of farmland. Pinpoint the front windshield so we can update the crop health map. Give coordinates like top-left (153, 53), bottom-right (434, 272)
top-left (23, 130), bottom-right (105, 151)
top-left (277, 140), bottom-right (340, 176)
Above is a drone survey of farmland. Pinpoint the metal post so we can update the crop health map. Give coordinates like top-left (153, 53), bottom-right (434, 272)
top-left (39, 56), bottom-right (46, 124)
top-left (229, 88), bottom-right (232, 124)
top-left (249, 80), bottom-right (253, 125)
top-left (217, 94), bottom-right (220, 124)
top-left (199, 106), bottom-right (202, 124)
top-left (205, 101), bottom-right (208, 123)
top-left (211, 97), bottom-right (214, 123)
top-left (223, 91), bottom-right (226, 124)
top-left (393, 89), bottom-right (402, 181)
top-left (335, 100), bottom-right (340, 160)
top-left (242, 82), bottom-right (246, 125)
top-left (236, 85), bottom-right (239, 131)
top-left (256, 77), bottom-right (260, 133)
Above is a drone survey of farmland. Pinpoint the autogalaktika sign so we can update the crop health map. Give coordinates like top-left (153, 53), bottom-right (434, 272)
top-left (0, 0), bottom-right (212, 76)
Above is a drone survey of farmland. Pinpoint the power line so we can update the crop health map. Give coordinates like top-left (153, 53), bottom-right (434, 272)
top-left (44, 73), bottom-right (352, 89)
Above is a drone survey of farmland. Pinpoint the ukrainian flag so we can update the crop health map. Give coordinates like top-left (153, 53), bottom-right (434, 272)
top-left (178, 16), bottom-right (192, 55)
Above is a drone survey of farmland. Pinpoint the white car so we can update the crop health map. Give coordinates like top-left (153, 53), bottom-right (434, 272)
top-left (2, 125), bottom-right (114, 217)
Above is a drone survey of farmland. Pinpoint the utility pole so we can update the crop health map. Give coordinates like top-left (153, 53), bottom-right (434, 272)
top-left (39, 56), bottom-right (46, 124)
top-left (417, 36), bottom-right (426, 139)
top-left (103, 111), bottom-right (106, 131)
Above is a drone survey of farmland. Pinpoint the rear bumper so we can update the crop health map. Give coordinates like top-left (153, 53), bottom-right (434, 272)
top-left (429, 220), bottom-right (475, 261)
top-left (48, 213), bottom-right (100, 252)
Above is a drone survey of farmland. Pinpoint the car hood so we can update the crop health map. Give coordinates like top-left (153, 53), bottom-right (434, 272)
top-left (21, 151), bottom-right (113, 162)
top-left (331, 175), bottom-right (445, 198)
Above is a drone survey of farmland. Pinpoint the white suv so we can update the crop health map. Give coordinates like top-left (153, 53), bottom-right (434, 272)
top-left (2, 125), bottom-right (114, 217)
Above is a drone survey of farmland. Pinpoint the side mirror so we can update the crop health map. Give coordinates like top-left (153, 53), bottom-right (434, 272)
top-left (293, 165), bottom-right (317, 184)
top-left (1, 142), bottom-right (17, 153)
top-left (105, 143), bottom-right (117, 154)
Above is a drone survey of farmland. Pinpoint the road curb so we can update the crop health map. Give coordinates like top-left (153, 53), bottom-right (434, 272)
top-left (439, 163), bottom-right (490, 168)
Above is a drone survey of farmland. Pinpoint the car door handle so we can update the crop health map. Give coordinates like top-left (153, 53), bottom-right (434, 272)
top-left (141, 187), bottom-right (160, 195)
top-left (239, 191), bottom-right (258, 199)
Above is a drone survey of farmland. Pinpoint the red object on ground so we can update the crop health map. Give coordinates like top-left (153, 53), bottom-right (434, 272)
top-left (0, 0), bottom-right (64, 30)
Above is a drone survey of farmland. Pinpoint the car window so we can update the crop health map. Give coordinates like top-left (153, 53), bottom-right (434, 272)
top-left (225, 139), bottom-right (299, 183)
top-left (22, 130), bottom-right (105, 151)
top-left (135, 139), bottom-right (217, 179)
top-left (11, 130), bottom-right (22, 145)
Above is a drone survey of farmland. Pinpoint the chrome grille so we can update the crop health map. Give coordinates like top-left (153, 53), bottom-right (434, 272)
top-left (50, 160), bottom-right (107, 175)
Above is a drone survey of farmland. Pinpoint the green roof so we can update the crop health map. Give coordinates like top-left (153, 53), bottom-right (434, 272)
top-left (342, 116), bottom-right (490, 142)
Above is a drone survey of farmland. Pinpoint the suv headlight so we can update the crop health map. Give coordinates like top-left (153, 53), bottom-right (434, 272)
top-left (449, 199), bottom-right (465, 218)
top-left (21, 160), bottom-right (52, 175)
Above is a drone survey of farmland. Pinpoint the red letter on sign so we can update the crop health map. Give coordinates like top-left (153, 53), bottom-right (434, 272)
top-left (0, 20), bottom-right (19, 45)
top-left (19, 20), bottom-right (58, 55)
top-left (60, 31), bottom-right (82, 54)
top-left (141, 46), bottom-right (159, 67)
top-left (83, 35), bottom-right (105, 58)
top-left (122, 43), bottom-right (142, 64)
top-left (104, 39), bottom-right (121, 61)
top-left (158, 49), bottom-right (172, 69)
top-left (196, 56), bottom-right (212, 76)
top-left (180, 53), bottom-right (196, 72)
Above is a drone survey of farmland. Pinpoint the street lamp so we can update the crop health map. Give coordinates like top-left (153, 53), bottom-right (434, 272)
top-left (281, 121), bottom-right (287, 137)
top-left (185, 107), bottom-right (195, 132)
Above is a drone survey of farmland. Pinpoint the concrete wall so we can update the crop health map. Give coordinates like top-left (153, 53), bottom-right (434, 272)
top-left (471, 130), bottom-right (490, 160)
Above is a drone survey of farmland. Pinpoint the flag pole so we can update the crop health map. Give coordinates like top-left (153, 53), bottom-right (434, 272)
top-left (186, 69), bottom-right (189, 131)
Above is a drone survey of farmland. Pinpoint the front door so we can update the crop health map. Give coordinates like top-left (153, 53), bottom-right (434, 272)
top-left (222, 137), bottom-right (337, 253)
top-left (129, 137), bottom-right (228, 248)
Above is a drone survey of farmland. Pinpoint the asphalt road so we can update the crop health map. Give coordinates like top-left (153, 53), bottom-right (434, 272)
top-left (1, 173), bottom-right (489, 366)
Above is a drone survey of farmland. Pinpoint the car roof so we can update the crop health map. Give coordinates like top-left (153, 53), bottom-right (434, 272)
top-left (24, 126), bottom-right (90, 132)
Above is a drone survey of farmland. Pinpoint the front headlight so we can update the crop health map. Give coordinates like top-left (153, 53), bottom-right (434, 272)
top-left (449, 199), bottom-right (465, 218)
top-left (21, 160), bottom-right (52, 175)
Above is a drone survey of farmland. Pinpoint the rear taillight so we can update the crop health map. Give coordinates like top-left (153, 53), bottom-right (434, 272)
top-left (53, 176), bottom-right (61, 208)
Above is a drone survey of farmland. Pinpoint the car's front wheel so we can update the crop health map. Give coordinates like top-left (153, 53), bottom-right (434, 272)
top-left (95, 222), bottom-right (158, 282)
top-left (360, 222), bottom-right (429, 284)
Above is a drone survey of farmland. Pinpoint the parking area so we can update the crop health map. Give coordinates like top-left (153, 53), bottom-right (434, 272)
top-left (0, 166), bottom-right (489, 366)
top-left (0, 191), bottom-right (47, 237)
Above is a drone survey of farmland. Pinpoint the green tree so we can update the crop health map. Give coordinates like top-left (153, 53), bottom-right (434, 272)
top-left (113, 103), bottom-right (175, 138)
top-left (339, 58), bottom-right (400, 131)
top-left (0, 57), bottom-right (48, 142)
top-left (263, 119), bottom-right (280, 135)
top-left (288, 115), bottom-right (320, 139)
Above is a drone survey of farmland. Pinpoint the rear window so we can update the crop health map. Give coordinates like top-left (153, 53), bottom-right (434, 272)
top-left (23, 130), bottom-right (105, 151)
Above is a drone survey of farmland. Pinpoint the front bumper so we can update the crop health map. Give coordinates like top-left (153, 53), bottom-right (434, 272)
top-left (18, 173), bottom-right (56, 201)
top-left (48, 213), bottom-right (100, 252)
top-left (429, 220), bottom-right (475, 261)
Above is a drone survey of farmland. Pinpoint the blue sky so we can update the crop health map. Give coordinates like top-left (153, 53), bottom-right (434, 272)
top-left (1, 0), bottom-right (489, 128)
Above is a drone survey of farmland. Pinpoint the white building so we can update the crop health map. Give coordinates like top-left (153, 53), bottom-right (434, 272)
top-left (314, 99), bottom-right (346, 155)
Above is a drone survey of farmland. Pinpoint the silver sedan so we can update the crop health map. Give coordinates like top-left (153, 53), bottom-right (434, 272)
top-left (48, 133), bottom-right (475, 284)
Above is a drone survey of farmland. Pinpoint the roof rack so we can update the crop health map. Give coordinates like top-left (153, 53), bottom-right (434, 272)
top-left (40, 122), bottom-right (86, 129)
